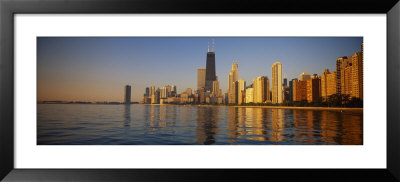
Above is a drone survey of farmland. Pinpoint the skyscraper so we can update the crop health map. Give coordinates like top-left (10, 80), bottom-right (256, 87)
top-left (205, 40), bottom-right (216, 92)
top-left (289, 78), bottom-right (298, 102)
top-left (124, 85), bottom-right (131, 104)
top-left (228, 62), bottom-right (239, 104)
top-left (150, 85), bottom-right (155, 96)
top-left (293, 80), bottom-right (307, 101)
top-left (237, 79), bottom-right (246, 105)
top-left (272, 61), bottom-right (283, 104)
top-left (145, 87), bottom-right (149, 96)
top-left (211, 78), bottom-right (223, 104)
top-left (336, 56), bottom-right (351, 95)
top-left (335, 44), bottom-right (363, 100)
top-left (306, 75), bottom-right (321, 102)
top-left (283, 78), bottom-right (287, 87)
top-left (253, 76), bottom-right (269, 103)
top-left (245, 87), bottom-right (254, 103)
top-left (321, 69), bottom-right (337, 100)
top-left (197, 67), bottom-right (206, 90)
top-left (160, 86), bottom-right (169, 99)
top-left (351, 52), bottom-right (363, 99)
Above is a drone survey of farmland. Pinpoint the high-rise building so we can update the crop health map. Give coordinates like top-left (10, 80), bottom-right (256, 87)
top-left (212, 79), bottom-right (220, 96)
top-left (197, 67), bottom-right (206, 90)
top-left (335, 44), bottom-right (363, 100)
top-left (145, 87), bottom-right (149, 96)
top-left (150, 85), bottom-right (155, 96)
top-left (124, 85), bottom-right (131, 104)
top-left (299, 72), bottom-right (311, 81)
top-left (351, 52), bottom-right (363, 99)
top-left (336, 56), bottom-right (352, 95)
top-left (289, 78), bottom-right (298, 102)
top-left (293, 80), bottom-right (307, 101)
top-left (151, 88), bottom-right (160, 104)
top-left (306, 75), bottom-right (321, 102)
top-left (283, 87), bottom-right (290, 102)
top-left (149, 85), bottom-right (156, 104)
top-left (237, 79), bottom-right (246, 105)
top-left (171, 85), bottom-right (176, 93)
top-left (245, 87), bottom-right (254, 103)
top-left (253, 76), bottom-right (269, 103)
top-left (143, 87), bottom-right (151, 104)
top-left (228, 62), bottom-right (239, 104)
top-left (160, 86), bottom-right (168, 99)
top-left (272, 61), bottom-right (283, 103)
top-left (233, 81), bottom-right (239, 104)
top-left (199, 87), bottom-right (206, 103)
top-left (283, 78), bottom-right (287, 87)
top-left (169, 85), bottom-right (177, 97)
top-left (205, 40), bottom-right (216, 91)
top-left (321, 69), bottom-right (337, 100)
top-left (210, 77), bottom-right (223, 104)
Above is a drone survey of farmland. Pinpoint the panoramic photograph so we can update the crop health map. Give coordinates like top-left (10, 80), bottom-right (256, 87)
top-left (37, 37), bottom-right (363, 145)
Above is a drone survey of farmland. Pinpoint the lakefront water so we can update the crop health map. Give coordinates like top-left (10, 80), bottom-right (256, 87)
top-left (37, 104), bottom-right (363, 145)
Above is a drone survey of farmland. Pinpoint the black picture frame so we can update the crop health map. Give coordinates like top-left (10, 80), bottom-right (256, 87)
top-left (1, 0), bottom-right (399, 181)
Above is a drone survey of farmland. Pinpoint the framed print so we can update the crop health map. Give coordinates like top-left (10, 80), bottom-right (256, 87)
top-left (1, 0), bottom-right (400, 181)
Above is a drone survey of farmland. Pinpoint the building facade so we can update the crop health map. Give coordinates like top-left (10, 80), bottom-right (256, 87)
top-left (228, 62), bottom-right (239, 104)
top-left (336, 46), bottom-right (363, 100)
top-left (124, 85), bottom-right (131, 104)
top-left (245, 87), bottom-right (254, 103)
top-left (272, 61), bottom-right (283, 103)
top-left (205, 41), bottom-right (216, 92)
top-left (321, 69), bottom-right (337, 100)
top-left (253, 76), bottom-right (269, 103)
top-left (293, 80), bottom-right (307, 101)
top-left (336, 56), bottom-right (351, 95)
top-left (351, 52), bottom-right (363, 99)
top-left (197, 67), bottom-right (206, 90)
top-left (306, 75), bottom-right (321, 102)
top-left (289, 78), bottom-right (298, 102)
top-left (237, 79), bottom-right (246, 105)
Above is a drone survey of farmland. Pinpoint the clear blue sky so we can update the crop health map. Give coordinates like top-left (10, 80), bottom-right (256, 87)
top-left (37, 37), bottom-right (363, 102)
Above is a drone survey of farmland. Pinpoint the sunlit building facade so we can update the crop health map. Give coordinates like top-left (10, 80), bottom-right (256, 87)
top-left (321, 69), bottom-right (337, 100)
top-left (253, 76), bottom-right (270, 103)
top-left (293, 80), bottom-right (307, 101)
top-left (306, 75), bottom-right (321, 102)
top-left (197, 67), bottom-right (206, 90)
top-left (237, 79), bottom-right (246, 105)
top-left (245, 87), bottom-right (254, 103)
top-left (271, 61), bottom-right (283, 104)
top-left (228, 62), bottom-right (239, 104)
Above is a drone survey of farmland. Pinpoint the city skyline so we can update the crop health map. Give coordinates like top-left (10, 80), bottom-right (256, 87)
top-left (38, 37), bottom-right (363, 102)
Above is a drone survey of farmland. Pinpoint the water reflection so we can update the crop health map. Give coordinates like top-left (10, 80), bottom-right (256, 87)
top-left (37, 104), bottom-right (363, 145)
top-left (123, 104), bottom-right (131, 127)
top-left (271, 109), bottom-right (285, 142)
top-left (196, 107), bottom-right (219, 145)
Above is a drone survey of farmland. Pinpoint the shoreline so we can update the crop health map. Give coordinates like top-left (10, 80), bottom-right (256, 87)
top-left (38, 103), bottom-right (362, 111)
top-left (139, 103), bottom-right (363, 111)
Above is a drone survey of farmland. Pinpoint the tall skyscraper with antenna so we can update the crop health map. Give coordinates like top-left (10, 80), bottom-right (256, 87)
top-left (205, 39), bottom-right (216, 92)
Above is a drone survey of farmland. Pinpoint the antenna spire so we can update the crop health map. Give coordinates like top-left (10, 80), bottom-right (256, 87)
top-left (212, 38), bottom-right (215, 52)
top-left (208, 42), bottom-right (210, 52)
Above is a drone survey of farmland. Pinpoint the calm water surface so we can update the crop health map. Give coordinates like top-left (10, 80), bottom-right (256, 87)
top-left (37, 104), bottom-right (363, 145)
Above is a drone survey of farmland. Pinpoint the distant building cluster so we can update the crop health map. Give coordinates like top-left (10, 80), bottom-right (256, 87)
top-left (138, 41), bottom-right (363, 105)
